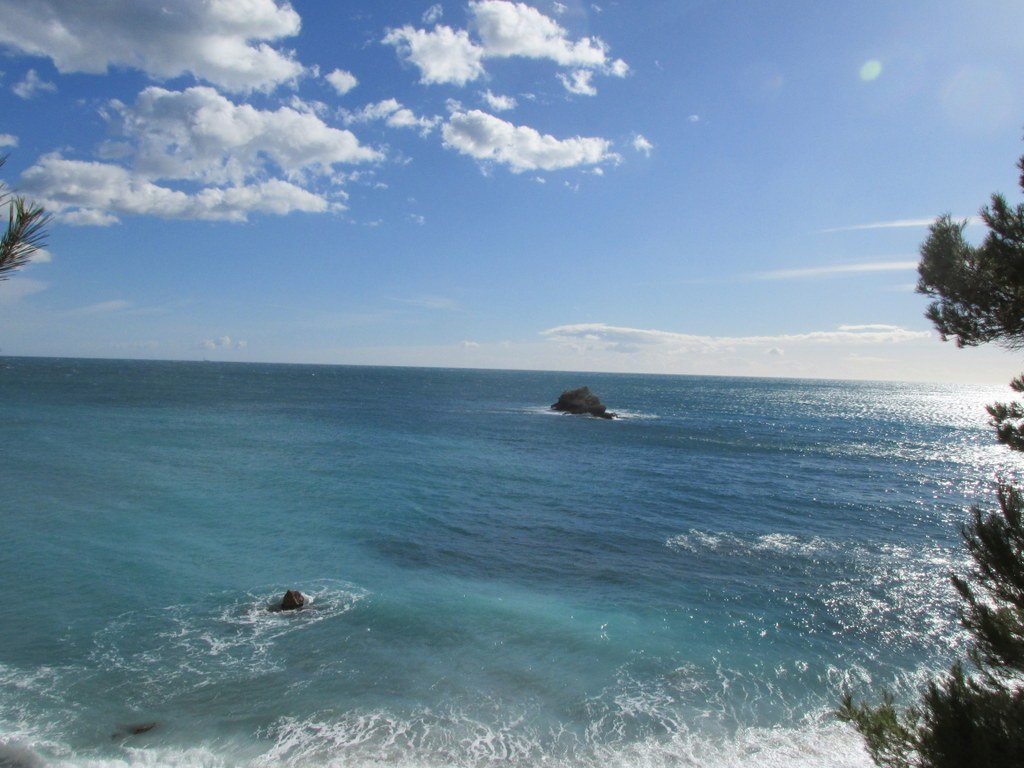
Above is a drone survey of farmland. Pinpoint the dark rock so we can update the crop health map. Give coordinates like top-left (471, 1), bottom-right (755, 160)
top-left (551, 386), bottom-right (616, 419)
top-left (111, 722), bottom-right (158, 739)
top-left (280, 590), bottom-right (305, 611)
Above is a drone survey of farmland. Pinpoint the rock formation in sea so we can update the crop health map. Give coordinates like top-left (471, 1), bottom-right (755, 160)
top-left (111, 722), bottom-right (158, 740)
top-left (280, 590), bottom-right (305, 610)
top-left (551, 387), bottom-right (616, 419)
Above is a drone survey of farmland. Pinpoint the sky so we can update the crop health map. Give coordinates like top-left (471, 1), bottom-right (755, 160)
top-left (1, 0), bottom-right (1024, 384)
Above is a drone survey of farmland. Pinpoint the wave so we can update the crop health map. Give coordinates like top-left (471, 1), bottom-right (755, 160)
top-left (665, 530), bottom-right (837, 559)
top-left (87, 580), bottom-right (366, 706)
top-left (664, 528), bottom-right (970, 657)
top-left (1, 634), bottom-right (926, 768)
top-left (0, 706), bottom-right (874, 768)
top-left (521, 405), bottom-right (659, 420)
top-left (251, 706), bottom-right (874, 768)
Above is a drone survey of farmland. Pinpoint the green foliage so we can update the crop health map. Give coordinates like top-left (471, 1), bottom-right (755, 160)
top-left (916, 154), bottom-right (1024, 350)
top-left (955, 485), bottom-right (1024, 682)
top-left (837, 691), bottom-right (917, 768)
top-left (845, 491), bottom-right (1024, 768)
top-left (845, 146), bottom-right (1024, 768)
top-left (986, 375), bottom-right (1024, 452)
top-left (0, 155), bottom-right (51, 281)
top-left (915, 663), bottom-right (1024, 768)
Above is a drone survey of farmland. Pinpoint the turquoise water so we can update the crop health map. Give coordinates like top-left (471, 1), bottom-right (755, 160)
top-left (0, 357), bottom-right (1018, 766)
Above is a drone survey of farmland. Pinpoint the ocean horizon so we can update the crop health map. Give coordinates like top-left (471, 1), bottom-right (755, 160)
top-left (2, 356), bottom-right (1020, 767)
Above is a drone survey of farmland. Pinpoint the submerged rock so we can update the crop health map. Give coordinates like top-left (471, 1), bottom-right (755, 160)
top-left (551, 387), bottom-right (616, 419)
top-left (280, 590), bottom-right (306, 611)
top-left (111, 722), bottom-right (158, 740)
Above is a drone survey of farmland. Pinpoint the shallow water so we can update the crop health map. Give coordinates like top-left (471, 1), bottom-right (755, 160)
top-left (1, 358), bottom-right (1018, 766)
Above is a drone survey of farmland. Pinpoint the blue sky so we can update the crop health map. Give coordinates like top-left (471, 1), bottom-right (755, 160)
top-left (1, 0), bottom-right (1023, 383)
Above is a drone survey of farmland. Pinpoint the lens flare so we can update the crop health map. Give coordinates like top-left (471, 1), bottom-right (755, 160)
top-left (859, 60), bottom-right (882, 81)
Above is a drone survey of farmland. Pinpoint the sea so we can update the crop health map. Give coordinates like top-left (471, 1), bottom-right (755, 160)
top-left (2, 357), bottom-right (1021, 768)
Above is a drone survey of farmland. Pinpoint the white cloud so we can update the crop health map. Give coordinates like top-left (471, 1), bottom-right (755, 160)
top-left (12, 69), bottom-right (56, 99)
top-left (472, 0), bottom-right (607, 67)
top-left (558, 69), bottom-right (596, 95)
top-left (382, 24), bottom-right (486, 85)
top-left (325, 68), bottom-right (358, 95)
top-left (552, 2), bottom-right (568, 15)
top-left (344, 98), bottom-right (441, 134)
top-left (384, 1), bottom-right (627, 89)
top-left (480, 89), bottom-right (517, 111)
top-left (423, 4), bottom-right (444, 24)
top-left (22, 154), bottom-right (337, 223)
top-left (838, 323), bottom-right (907, 333)
top-left (541, 322), bottom-right (931, 354)
top-left (20, 85), bottom-right (384, 224)
top-left (752, 260), bottom-right (918, 281)
top-left (0, 134), bottom-right (17, 147)
top-left (201, 335), bottom-right (246, 351)
top-left (109, 86), bottom-right (380, 185)
top-left (632, 133), bottom-right (653, 156)
top-left (822, 217), bottom-right (983, 233)
top-left (69, 299), bottom-right (132, 316)
top-left (607, 58), bottom-right (629, 77)
top-left (442, 109), bottom-right (617, 172)
top-left (0, 0), bottom-right (304, 92)
top-left (0, 277), bottom-right (47, 302)
top-left (60, 208), bottom-right (121, 226)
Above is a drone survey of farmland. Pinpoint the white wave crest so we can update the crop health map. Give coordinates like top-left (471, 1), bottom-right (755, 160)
top-left (88, 580), bottom-right (367, 703)
top-left (665, 529), bottom-right (836, 558)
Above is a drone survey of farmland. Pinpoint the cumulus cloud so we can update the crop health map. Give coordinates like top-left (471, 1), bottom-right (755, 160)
top-left (325, 68), bottom-right (358, 95)
top-left (344, 98), bottom-right (441, 134)
top-left (201, 335), bottom-right (247, 351)
top-left (480, 89), bottom-right (517, 111)
top-left (60, 208), bottom-right (121, 226)
top-left (382, 25), bottom-right (485, 85)
top-left (384, 0), bottom-right (627, 91)
top-left (423, 4), bottom-right (444, 24)
top-left (632, 134), bottom-right (653, 156)
top-left (473, 1), bottom-right (607, 67)
top-left (23, 154), bottom-right (335, 223)
top-left (20, 86), bottom-right (382, 223)
top-left (109, 86), bottom-right (380, 184)
top-left (558, 69), bottom-right (596, 96)
top-left (12, 69), bottom-right (56, 99)
top-left (0, 0), bottom-right (303, 92)
top-left (442, 109), bottom-right (617, 172)
top-left (0, 134), bottom-right (17, 147)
